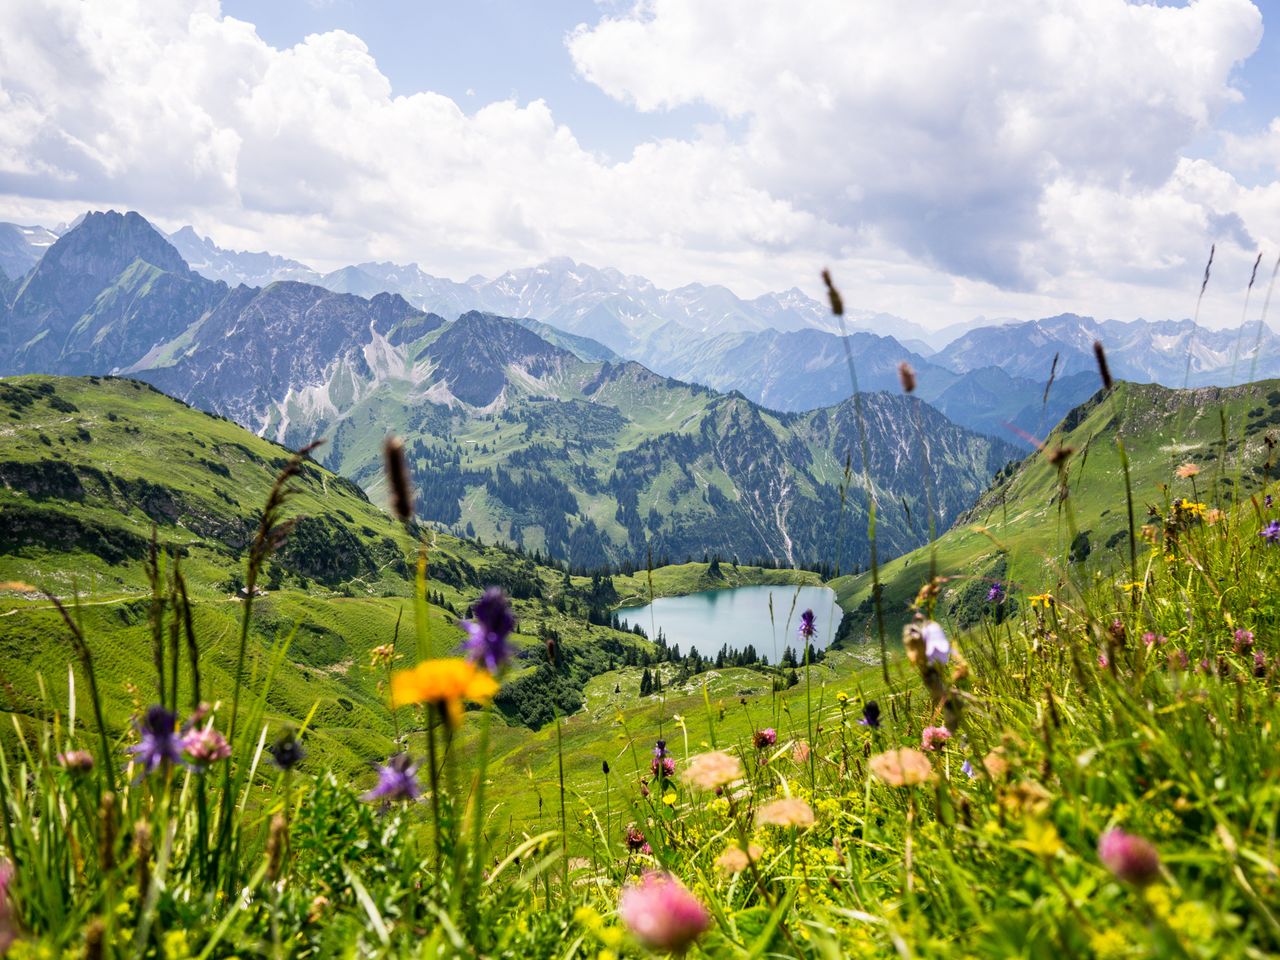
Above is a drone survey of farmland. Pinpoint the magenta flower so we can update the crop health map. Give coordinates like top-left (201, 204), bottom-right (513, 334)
top-left (921, 726), bottom-right (951, 751)
top-left (1098, 652), bottom-right (1109, 669)
top-left (0, 860), bottom-right (14, 954)
top-left (618, 872), bottom-right (711, 954)
top-left (753, 728), bottom-right (777, 750)
top-left (651, 756), bottom-right (676, 779)
top-left (58, 749), bottom-right (95, 774)
top-left (1098, 828), bottom-right (1161, 886)
top-left (625, 823), bottom-right (646, 852)
top-left (1261, 520), bottom-right (1280, 544)
top-left (463, 588), bottom-right (516, 672)
top-left (362, 754), bottom-right (421, 807)
top-left (1233, 629), bottom-right (1255, 653)
top-left (182, 727), bottom-right (231, 770)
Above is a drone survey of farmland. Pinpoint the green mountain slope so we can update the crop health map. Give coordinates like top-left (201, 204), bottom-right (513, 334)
top-left (2, 212), bottom-right (1018, 573)
top-left (0, 376), bottom-right (817, 771)
top-left (831, 379), bottom-right (1280, 630)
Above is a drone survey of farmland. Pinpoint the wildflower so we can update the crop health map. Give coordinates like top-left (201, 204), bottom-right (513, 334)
top-left (662, 790), bottom-right (677, 807)
top-left (362, 754), bottom-right (422, 806)
top-left (463, 588), bottom-right (516, 673)
top-left (369, 644), bottom-right (395, 668)
top-left (641, 842), bottom-right (653, 856)
top-left (618, 872), bottom-right (710, 955)
top-left (961, 759), bottom-right (975, 778)
top-left (0, 860), bottom-right (13, 954)
top-left (921, 726), bottom-right (951, 751)
top-left (1175, 463), bottom-right (1200, 479)
top-left (799, 609), bottom-right (817, 640)
top-left (127, 706), bottom-right (183, 776)
top-left (792, 740), bottom-right (811, 764)
top-left (181, 727), bottom-right (231, 770)
top-left (1097, 653), bottom-right (1109, 669)
top-left (1169, 649), bottom-right (1189, 670)
top-left (602, 760), bottom-right (610, 775)
top-left (391, 657), bottom-right (499, 727)
top-left (756, 797), bottom-right (815, 828)
top-left (651, 740), bottom-right (675, 779)
top-left (1267, 494), bottom-right (1274, 509)
top-left (1028, 593), bottom-right (1055, 610)
top-left (1205, 507), bottom-right (1225, 525)
top-left (752, 728), bottom-right (777, 750)
top-left (268, 728), bottom-right (305, 771)
top-left (58, 749), bottom-right (95, 774)
top-left (1233, 629), bottom-right (1255, 653)
top-left (715, 844), bottom-right (762, 874)
top-left (986, 581), bottom-right (1006, 603)
top-left (922, 621), bottom-right (950, 664)
top-left (1255, 651), bottom-right (1268, 678)
top-left (681, 751), bottom-right (744, 791)
top-left (1260, 521), bottom-right (1280, 544)
top-left (625, 824), bottom-right (646, 852)
top-left (1098, 828), bottom-right (1161, 886)
top-left (982, 749), bottom-right (1010, 780)
top-left (1142, 632), bottom-right (1166, 646)
top-left (869, 748), bottom-right (933, 787)
top-left (858, 700), bottom-right (881, 729)
top-left (835, 691), bottom-right (849, 704)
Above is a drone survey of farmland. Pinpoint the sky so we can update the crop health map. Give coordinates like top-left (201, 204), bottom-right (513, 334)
top-left (1, 0), bottom-right (1278, 330)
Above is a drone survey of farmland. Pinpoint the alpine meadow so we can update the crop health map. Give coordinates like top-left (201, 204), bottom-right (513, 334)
top-left (2, 2), bottom-right (1280, 958)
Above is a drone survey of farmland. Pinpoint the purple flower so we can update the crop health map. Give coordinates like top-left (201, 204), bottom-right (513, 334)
top-left (960, 759), bottom-right (975, 778)
top-left (752, 728), bottom-right (777, 750)
top-left (1255, 651), bottom-right (1268, 677)
top-left (127, 706), bottom-right (183, 777)
top-left (463, 587), bottom-right (516, 672)
top-left (798, 609), bottom-right (817, 640)
top-left (653, 739), bottom-right (668, 759)
top-left (362, 753), bottom-right (422, 806)
top-left (858, 700), bottom-right (881, 729)
top-left (986, 581), bottom-right (1006, 603)
top-left (1098, 828), bottom-right (1161, 886)
top-left (618, 872), bottom-right (711, 954)
top-left (1267, 494), bottom-right (1274, 509)
top-left (1261, 520), bottom-right (1280, 544)
top-left (1233, 629), bottom-right (1255, 653)
top-left (922, 621), bottom-right (950, 664)
top-left (268, 729), bottom-right (305, 771)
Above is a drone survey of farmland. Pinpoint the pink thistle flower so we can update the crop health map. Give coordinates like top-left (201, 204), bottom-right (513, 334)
top-left (182, 727), bottom-right (231, 770)
top-left (921, 726), bottom-right (951, 751)
top-left (58, 749), bottom-right (95, 774)
top-left (752, 728), bottom-right (777, 750)
top-left (1098, 828), bottom-right (1161, 886)
top-left (618, 872), bottom-right (710, 955)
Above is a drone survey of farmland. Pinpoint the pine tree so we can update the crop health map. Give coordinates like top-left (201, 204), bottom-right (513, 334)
top-left (640, 668), bottom-right (653, 697)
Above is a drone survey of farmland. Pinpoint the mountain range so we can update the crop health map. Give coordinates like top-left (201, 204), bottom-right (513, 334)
top-left (0, 210), bottom-right (1018, 569)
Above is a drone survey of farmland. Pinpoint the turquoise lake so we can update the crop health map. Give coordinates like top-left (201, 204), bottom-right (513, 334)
top-left (618, 584), bottom-right (840, 661)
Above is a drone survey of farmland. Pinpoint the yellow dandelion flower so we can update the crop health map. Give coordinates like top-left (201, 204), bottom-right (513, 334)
top-left (835, 691), bottom-right (849, 704)
top-left (1028, 593), bottom-right (1055, 610)
top-left (390, 657), bottom-right (499, 727)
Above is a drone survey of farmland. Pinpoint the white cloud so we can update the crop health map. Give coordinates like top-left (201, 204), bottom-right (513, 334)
top-left (0, 0), bottom-right (1275, 328)
top-left (569, 0), bottom-right (1269, 293)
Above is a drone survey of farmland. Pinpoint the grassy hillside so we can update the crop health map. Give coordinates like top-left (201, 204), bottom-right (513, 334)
top-left (832, 378), bottom-right (1280, 632)
top-left (0, 375), bottom-right (814, 776)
